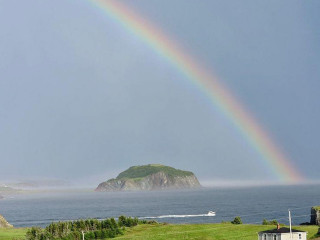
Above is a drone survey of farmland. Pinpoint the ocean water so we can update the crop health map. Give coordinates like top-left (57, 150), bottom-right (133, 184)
top-left (0, 184), bottom-right (319, 228)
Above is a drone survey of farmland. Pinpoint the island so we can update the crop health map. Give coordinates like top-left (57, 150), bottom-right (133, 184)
top-left (95, 164), bottom-right (201, 191)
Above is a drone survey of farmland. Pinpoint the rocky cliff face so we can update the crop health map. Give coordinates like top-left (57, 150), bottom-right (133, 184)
top-left (96, 171), bottom-right (201, 191)
top-left (0, 215), bottom-right (13, 228)
top-left (311, 206), bottom-right (320, 225)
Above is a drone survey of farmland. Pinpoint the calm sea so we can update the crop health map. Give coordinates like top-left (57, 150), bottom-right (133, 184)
top-left (0, 184), bottom-right (319, 228)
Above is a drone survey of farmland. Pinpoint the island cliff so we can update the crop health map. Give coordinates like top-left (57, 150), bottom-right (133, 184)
top-left (95, 164), bottom-right (201, 191)
top-left (311, 206), bottom-right (320, 225)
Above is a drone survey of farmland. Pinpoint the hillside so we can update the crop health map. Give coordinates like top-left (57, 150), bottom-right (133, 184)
top-left (0, 185), bottom-right (17, 197)
top-left (0, 185), bottom-right (15, 193)
top-left (0, 215), bottom-right (13, 228)
top-left (117, 164), bottom-right (194, 179)
top-left (95, 164), bottom-right (201, 191)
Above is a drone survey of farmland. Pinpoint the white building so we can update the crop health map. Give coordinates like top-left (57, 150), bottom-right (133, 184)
top-left (258, 227), bottom-right (306, 240)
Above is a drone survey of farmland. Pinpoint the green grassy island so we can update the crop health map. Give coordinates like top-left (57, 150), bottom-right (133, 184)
top-left (95, 164), bottom-right (201, 191)
top-left (116, 164), bottom-right (194, 179)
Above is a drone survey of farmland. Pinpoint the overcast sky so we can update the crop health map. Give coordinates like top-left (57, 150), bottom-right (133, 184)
top-left (0, 0), bottom-right (319, 185)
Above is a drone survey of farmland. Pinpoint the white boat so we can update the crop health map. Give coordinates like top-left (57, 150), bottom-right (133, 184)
top-left (207, 211), bottom-right (216, 216)
top-left (140, 211), bottom-right (216, 219)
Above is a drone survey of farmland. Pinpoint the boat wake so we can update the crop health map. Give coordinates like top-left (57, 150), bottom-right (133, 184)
top-left (140, 211), bottom-right (216, 219)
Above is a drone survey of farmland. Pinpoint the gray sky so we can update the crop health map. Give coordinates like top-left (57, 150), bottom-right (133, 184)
top-left (0, 0), bottom-right (319, 185)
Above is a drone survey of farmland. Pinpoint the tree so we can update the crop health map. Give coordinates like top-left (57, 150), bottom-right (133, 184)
top-left (231, 216), bottom-right (242, 224)
top-left (118, 216), bottom-right (126, 227)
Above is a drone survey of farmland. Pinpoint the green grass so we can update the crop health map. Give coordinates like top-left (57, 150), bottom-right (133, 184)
top-left (0, 228), bottom-right (28, 240)
top-left (115, 164), bottom-right (193, 180)
top-left (114, 223), bottom-right (319, 240)
top-left (312, 206), bottom-right (320, 211)
top-left (0, 224), bottom-right (318, 240)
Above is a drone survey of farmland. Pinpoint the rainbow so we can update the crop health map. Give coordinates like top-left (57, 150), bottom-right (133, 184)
top-left (88, 0), bottom-right (303, 182)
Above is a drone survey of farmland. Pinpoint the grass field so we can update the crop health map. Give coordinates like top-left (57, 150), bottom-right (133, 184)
top-left (114, 223), bottom-right (319, 240)
top-left (0, 224), bottom-right (318, 240)
top-left (0, 228), bottom-right (27, 240)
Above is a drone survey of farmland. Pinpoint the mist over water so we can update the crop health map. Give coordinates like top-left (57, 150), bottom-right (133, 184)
top-left (1, 184), bottom-right (319, 228)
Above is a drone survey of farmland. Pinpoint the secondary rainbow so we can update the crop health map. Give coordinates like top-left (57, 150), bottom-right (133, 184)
top-left (88, 0), bottom-right (303, 182)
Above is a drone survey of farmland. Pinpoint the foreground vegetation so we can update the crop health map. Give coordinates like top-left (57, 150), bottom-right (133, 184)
top-left (0, 222), bottom-right (319, 240)
top-left (0, 228), bottom-right (27, 240)
top-left (114, 223), bottom-right (319, 240)
top-left (25, 216), bottom-right (153, 240)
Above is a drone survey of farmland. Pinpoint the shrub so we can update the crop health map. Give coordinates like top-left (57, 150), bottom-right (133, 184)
top-left (25, 227), bottom-right (45, 240)
top-left (269, 220), bottom-right (279, 225)
top-left (262, 219), bottom-right (279, 225)
top-left (231, 216), bottom-right (242, 224)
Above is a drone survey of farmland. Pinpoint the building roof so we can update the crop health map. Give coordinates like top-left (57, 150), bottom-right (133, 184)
top-left (259, 227), bottom-right (306, 234)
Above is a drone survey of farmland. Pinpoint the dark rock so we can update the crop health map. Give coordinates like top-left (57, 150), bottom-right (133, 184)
top-left (311, 206), bottom-right (320, 225)
top-left (300, 222), bottom-right (311, 225)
